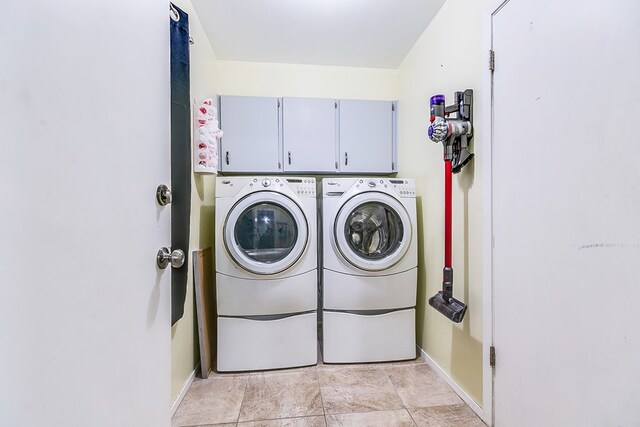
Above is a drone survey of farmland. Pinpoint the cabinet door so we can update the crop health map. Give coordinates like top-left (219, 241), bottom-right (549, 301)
top-left (282, 97), bottom-right (337, 173)
top-left (219, 96), bottom-right (281, 173)
top-left (339, 100), bottom-right (395, 173)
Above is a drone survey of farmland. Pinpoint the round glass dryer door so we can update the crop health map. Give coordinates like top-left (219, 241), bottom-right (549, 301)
top-left (224, 192), bottom-right (308, 275)
top-left (334, 192), bottom-right (411, 271)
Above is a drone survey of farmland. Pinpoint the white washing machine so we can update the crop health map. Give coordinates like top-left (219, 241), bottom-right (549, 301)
top-left (215, 176), bottom-right (318, 371)
top-left (321, 177), bottom-right (417, 363)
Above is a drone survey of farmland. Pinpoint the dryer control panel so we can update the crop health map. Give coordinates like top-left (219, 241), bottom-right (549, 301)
top-left (248, 177), bottom-right (315, 196)
top-left (286, 178), bottom-right (316, 197)
top-left (216, 176), bottom-right (316, 197)
top-left (389, 179), bottom-right (416, 197)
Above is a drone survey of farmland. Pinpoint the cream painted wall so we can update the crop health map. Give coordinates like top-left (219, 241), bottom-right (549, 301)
top-left (217, 60), bottom-right (397, 99)
top-left (170, 0), bottom-right (219, 404)
top-left (397, 0), bottom-right (488, 406)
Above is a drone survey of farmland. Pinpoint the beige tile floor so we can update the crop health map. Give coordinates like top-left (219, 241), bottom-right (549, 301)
top-left (172, 348), bottom-right (486, 427)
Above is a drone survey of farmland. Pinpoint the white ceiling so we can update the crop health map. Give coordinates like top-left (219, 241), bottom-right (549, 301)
top-left (191, 0), bottom-right (447, 69)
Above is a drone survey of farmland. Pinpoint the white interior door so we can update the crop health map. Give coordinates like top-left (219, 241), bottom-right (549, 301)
top-left (492, 1), bottom-right (640, 425)
top-left (0, 2), bottom-right (171, 426)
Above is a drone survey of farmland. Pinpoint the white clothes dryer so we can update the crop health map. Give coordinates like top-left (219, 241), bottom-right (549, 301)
top-left (215, 176), bottom-right (318, 371)
top-left (321, 177), bottom-right (418, 363)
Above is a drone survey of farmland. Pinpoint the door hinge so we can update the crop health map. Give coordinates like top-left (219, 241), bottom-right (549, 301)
top-left (334, 101), bottom-right (338, 109)
top-left (489, 50), bottom-right (495, 72)
top-left (278, 99), bottom-right (280, 108)
top-left (392, 103), bottom-right (395, 112)
top-left (490, 346), bottom-right (496, 368)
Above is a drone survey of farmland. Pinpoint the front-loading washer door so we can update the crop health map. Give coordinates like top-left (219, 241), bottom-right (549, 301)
top-left (224, 191), bottom-right (308, 275)
top-left (334, 192), bottom-right (411, 272)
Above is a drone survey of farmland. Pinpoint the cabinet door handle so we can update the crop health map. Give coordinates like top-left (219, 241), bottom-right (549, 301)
top-left (344, 152), bottom-right (348, 166)
top-left (288, 151), bottom-right (292, 165)
top-left (226, 151), bottom-right (229, 165)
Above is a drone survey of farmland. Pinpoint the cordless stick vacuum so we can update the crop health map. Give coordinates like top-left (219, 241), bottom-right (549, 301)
top-left (427, 90), bottom-right (474, 323)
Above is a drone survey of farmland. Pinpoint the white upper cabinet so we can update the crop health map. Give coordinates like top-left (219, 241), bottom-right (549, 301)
top-left (282, 97), bottom-right (338, 173)
top-left (338, 100), bottom-right (396, 174)
top-left (218, 96), bottom-right (397, 174)
top-left (219, 96), bottom-right (282, 173)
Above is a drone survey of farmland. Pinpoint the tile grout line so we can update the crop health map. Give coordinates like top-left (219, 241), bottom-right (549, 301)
top-left (380, 364), bottom-right (418, 427)
top-left (237, 414), bottom-right (327, 424)
top-left (406, 407), bottom-right (419, 427)
top-left (322, 408), bottom-right (421, 417)
top-left (315, 337), bottom-right (329, 427)
top-left (315, 356), bottom-right (329, 426)
top-left (235, 374), bottom-right (251, 425)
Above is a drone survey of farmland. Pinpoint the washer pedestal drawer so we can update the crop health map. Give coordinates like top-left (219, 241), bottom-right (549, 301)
top-left (322, 309), bottom-right (416, 363)
top-left (323, 268), bottom-right (416, 310)
top-left (217, 312), bottom-right (317, 372)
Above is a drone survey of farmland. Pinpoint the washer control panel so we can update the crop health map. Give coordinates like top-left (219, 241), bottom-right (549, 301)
top-left (355, 178), bottom-right (387, 189)
top-left (322, 177), bottom-right (415, 198)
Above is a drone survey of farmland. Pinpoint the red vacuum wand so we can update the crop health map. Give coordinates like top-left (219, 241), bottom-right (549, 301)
top-left (444, 160), bottom-right (452, 270)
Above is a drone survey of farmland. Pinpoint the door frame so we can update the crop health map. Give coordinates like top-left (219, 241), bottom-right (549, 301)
top-left (482, 1), bottom-right (511, 426)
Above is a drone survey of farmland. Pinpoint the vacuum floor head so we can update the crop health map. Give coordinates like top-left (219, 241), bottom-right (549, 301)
top-left (429, 291), bottom-right (467, 323)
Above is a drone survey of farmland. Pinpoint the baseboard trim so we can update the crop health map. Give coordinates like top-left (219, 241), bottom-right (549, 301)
top-left (171, 364), bottom-right (200, 417)
top-left (417, 346), bottom-right (489, 425)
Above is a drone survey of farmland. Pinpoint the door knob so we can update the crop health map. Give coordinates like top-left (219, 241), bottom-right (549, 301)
top-left (156, 184), bottom-right (172, 206)
top-left (157, 247), bottom-right (185, 269)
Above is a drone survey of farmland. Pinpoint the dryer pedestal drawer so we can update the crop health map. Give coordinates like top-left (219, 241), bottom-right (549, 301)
top-left (217, 270), bottom-right (317, 316)
top-left (322, 309), bottom-right (416, 363)
top-left (217, 312), bottom-right (317, 372)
